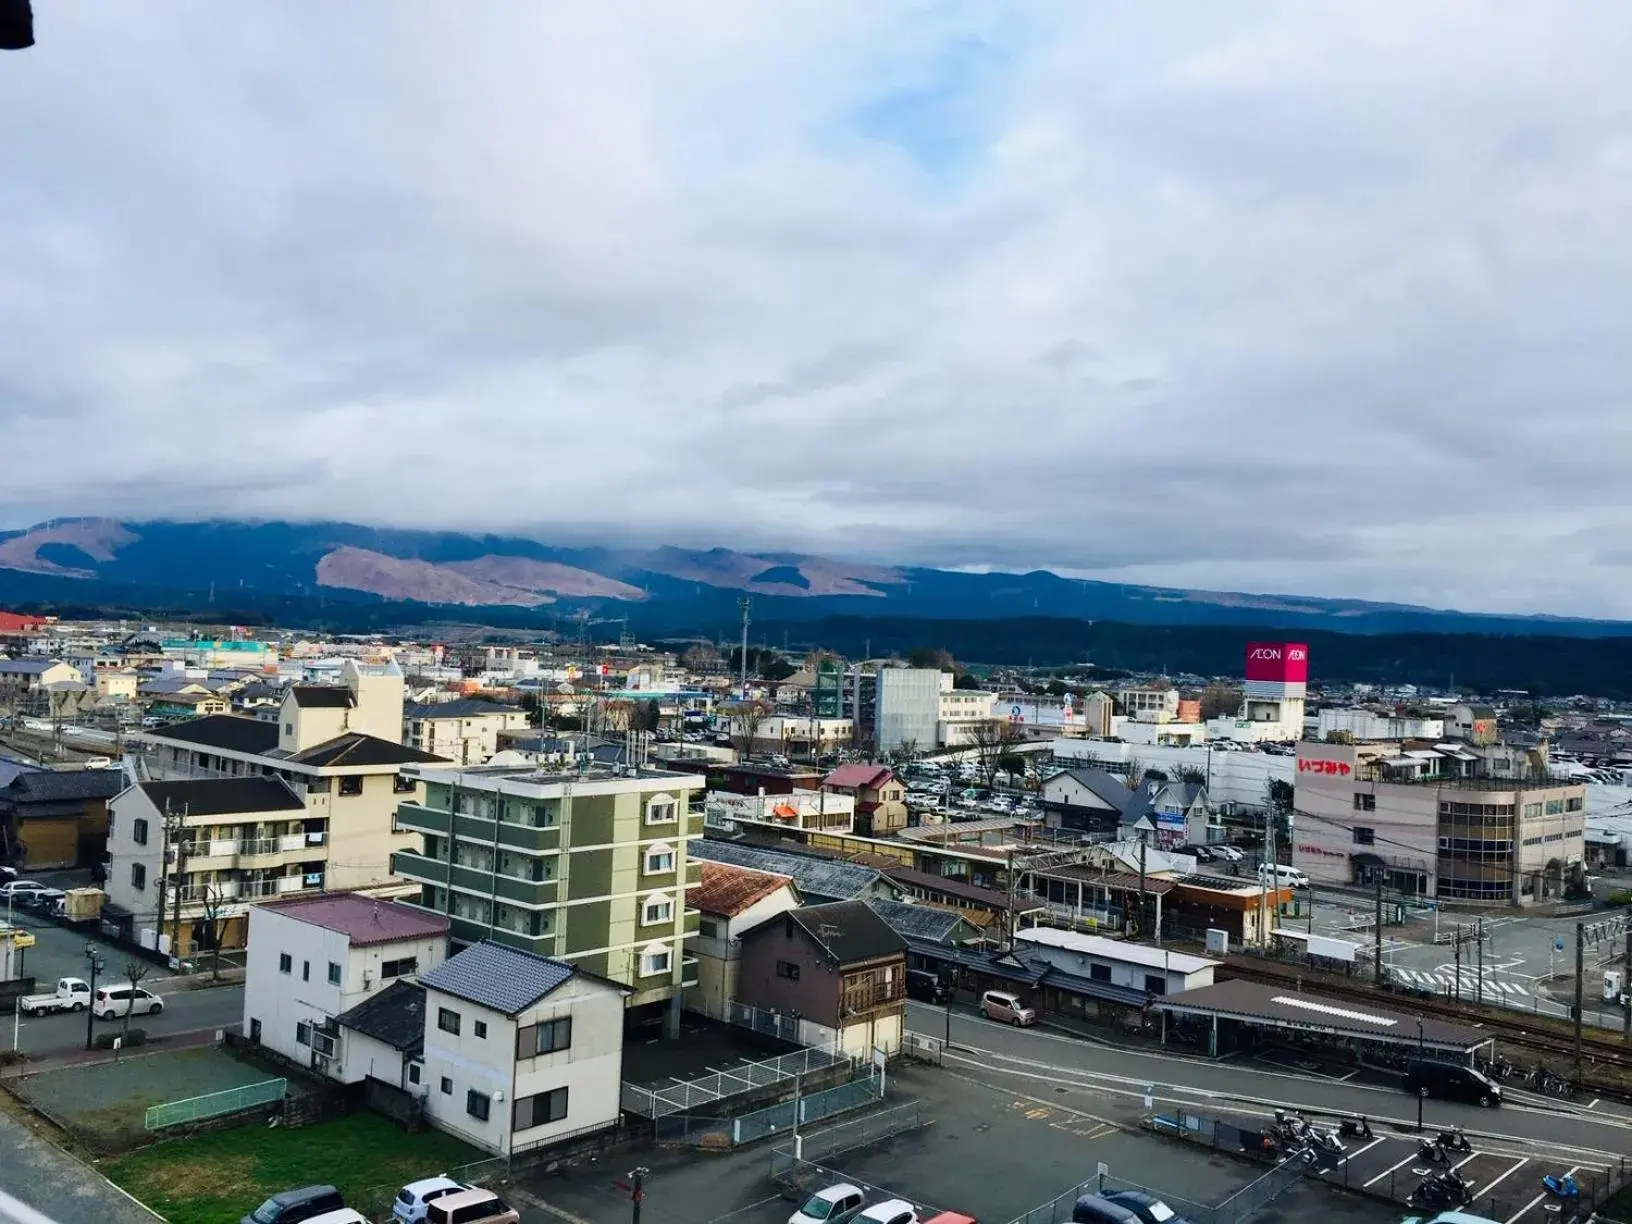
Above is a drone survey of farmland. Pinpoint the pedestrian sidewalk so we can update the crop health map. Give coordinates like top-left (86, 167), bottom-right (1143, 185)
top-left (0, 1026), bottom-right (218, 1081)
top-left (150, 967), bottom-right (244, 995)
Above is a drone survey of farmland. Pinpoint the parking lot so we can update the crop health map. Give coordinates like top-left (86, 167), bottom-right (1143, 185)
top-left (7, 899), bottom-right (172, 991)
top-left (518, 1063), bottom-right (1400, 1224)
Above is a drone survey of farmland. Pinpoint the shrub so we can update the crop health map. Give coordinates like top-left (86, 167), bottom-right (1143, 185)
top-left (93, 1028), bottom-right (147, 1050)
top-left (1607, 889), bottom-right (1632, 908)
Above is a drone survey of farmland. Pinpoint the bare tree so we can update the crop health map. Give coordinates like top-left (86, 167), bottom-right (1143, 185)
top-left (120, 959), bottom-right (152, 1047)
top-left (728, 700), bottom-right (772, 760)
top-left (199, 886), bottom-right (227, 981)
top-left (966, 719), bottom-right (1021, 789)
top-left (1198, 682), bottom-right (1243, 721)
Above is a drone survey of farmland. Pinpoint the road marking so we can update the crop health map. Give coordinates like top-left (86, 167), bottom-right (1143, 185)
top-left (1364, 1150), bottom-right (1420, 1188)
top-left (1346, 1136), bottom-right (1386, 1164)
top-left (1504, 1165), bottom-right (1577, 1224)
top-left (509, 1189), bottom-right (594, 1224)
top-left (1476, 1157), bottom-right (1527, 1197)
top-left (1453, 1152), bottom-right (1479, 1171)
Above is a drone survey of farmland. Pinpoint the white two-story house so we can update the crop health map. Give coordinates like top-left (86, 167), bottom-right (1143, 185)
top-left (418, 941), bottom-right (628, 1156)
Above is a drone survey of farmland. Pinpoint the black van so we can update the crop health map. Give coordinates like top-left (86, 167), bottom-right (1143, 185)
top-left (1071, 1196), bottom-right (1142, 1224)
top-left (1403, 1061), bottom-right (1501, 1107)
top-left (243, 1186), bottom-right (344, 1224)
top-left (907, 969), bottom-right (948, 1004)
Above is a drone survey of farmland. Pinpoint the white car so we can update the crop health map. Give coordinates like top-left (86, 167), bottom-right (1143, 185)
top-left (392, 1177), bottom-right (465, 1223)
top-left (789, 1183), bottom-right (866, 1224)
top-left (1211, 846), bottom-right (1244, 862)
top-left (93, 985), bottom-right (164, 1019)
top-left (858, 1201), bottom-right (919, 1224)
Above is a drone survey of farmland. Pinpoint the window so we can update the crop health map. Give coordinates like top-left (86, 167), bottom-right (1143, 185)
top-left (327, 962), bottom-right (342, 986)
top-left (699, 918), bottom-right (720, 939)
top-left (466, 1090), bottom-right (491, 1122)
top-left (644, 845), bottom-right (675, 875)
top-left (381, 956), bottom-right (418, 979)
top-left (437, 1007), bottom-right (462, 1035)
top-left (775, 960), bottom-right (801, 981)
top-left (641, 949), bottom-right (672, 977)
top-left (130, 863), bottom-right (146, 890)
top-left (132, 817), bottom-right (149, 845)
top-left (473, 1020), bottom-right (487, 1040)
top-left (1143, 974), bottom-right (1167, 996)
top-left (518, 1017), bottom-right (572, 1057)
top-left (408, 1062), bottom-right (421, 1086)
top-left (302, 960), bottom-right (310, 982)
top-left (646, 795), bottom-right (677, 825)
top-left (393, 774), bottom-right (416, 794)
top-left (439, 1076), bottom-right (453, 1095)
top-left (249, 1018), bottom-right (262, 1042)
top-left (1089, 963), bottom-right (1111, 982)
top-left (295, 1021), bottom-right (312, 1046)
top-left (1352, 794), bottom-right (1376, 812)
top-left (642, 896), bottom-right (674, 925)
top-left (1353, 827), bottom-right (1376, 846)
top-left (339, 776), bottom-right (363, 797)
top-left (1566, 796), bottom-right (1584, 812)
top-left (284, 724), bottom-right (293, 737)
top-left (513, 1087), bottom-right (569, 1130)
top-left (278, 953), bottom-right (292, 974)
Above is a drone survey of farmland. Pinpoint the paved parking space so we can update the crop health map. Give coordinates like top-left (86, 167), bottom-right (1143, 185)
top-left (9, 916), bottom-right (173, 992)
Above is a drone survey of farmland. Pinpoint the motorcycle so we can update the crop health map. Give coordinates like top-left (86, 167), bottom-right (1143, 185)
top-left (1411, 1170), bottom-right (1474, 1208)
top-left (1436, 1125), bottom-right (1472, 1153)
top-left (1338, 1115), bottom-right (1374, 1140)
top-left (1418, 1136), bottom-right (1450, 1165)
top-left (1543, 1173), bottom-right (1580, 1200)
top-left (1309, 1129), bottom-right (1345, 1159)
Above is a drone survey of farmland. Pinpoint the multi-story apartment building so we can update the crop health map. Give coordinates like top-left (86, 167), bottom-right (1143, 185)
top-left (875, 668), bottom-right (947, 753)
top-left (1291, 741), bottom-right (1586, 904)
top-left (403, 700), bottom-right (531, 766)
top-left (128, 660), bottom-right (446, 952)
top-left (389, 762), bottom-right (706, 1027)
top-left (1116, 687), bottom-right (1180, 720)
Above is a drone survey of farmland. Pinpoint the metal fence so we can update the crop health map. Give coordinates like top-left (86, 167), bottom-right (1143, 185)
top-left (769, 1101), bottom-right (924, 1172)
top-left (144, 1077), bottom-right (287, 1130)
top-left (901, 1031), bottom-right (943, 1065)
top-left (621, 1040), bottom-right (850, 1118)
top-left (1008, 1161), bottom-right (1302, 1224)
top-left (727, 1001), bottom-right (841, 1048)
top-left (657, 1071), bottom-right (884, 1147)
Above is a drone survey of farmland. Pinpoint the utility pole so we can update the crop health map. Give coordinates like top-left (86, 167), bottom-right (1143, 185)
top-left (168, 804), bottom-right (190, 967)
top-left (1574, 920), bottom-right (1585, 1079)
top-left (1623, 929), bottom-right (1630, 1043)
top-left (624, 1167), bottom-right (647, 1224)
top-left (1453, 924), bottom-right (1462, 1002)
top-left (1476, 917), bottom-right (1484, 1006)
top-left (1137, 834), bottom-right (1148, 942)
top-left (1372, 874), bottom-right (1384, 986)
top-left (737, 597), bottom-right (751, 701)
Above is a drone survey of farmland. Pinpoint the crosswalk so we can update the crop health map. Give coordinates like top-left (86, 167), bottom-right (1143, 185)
top-left (1388, 968), bottom-right (1531, 997)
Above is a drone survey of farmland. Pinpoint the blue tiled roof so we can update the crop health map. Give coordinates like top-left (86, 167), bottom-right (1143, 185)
top-left (419, 940), bottom-right (576, 1015)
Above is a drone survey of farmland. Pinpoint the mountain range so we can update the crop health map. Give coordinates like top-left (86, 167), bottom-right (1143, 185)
top-left (0, 516), bottom-right (1626, 639)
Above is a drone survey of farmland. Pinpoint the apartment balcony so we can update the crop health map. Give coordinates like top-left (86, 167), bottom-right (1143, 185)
top-left (390, 850), bottom-right (559, 907)
top-left (447, 913), bottom-right (558, 956)
top-left (394, 802), bottom-right (560, 853)
top-left (183, 834), bottom-right (322, 870)
top-left (681, 954), bottom-right (700, 989)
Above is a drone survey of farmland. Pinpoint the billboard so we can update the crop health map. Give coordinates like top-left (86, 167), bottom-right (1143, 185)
top-left (1244, 642), bottom-right (1309, 684)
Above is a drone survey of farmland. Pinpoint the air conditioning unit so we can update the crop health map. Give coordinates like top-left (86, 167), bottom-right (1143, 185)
top-left (312, 1030), bottom-right (337, 1057)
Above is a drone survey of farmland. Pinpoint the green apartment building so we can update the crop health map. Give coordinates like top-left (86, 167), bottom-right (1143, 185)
top-left (391, 763), bottom-right (705, 1016)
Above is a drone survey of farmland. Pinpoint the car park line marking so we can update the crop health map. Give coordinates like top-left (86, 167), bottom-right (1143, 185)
top-left (1588, 1098), bottom-right (1599, 1109)
top-left (1504, 1164), bottom-right (1577, 1224)
top-left (1346, 1136), bottom-right (1386, 1163)
top-left (1476, 1157), bottom-right (1527, 1197)
top-left (508, 1189), bottom-right (594, 1224)
top-left (1452, 1152), bottom-right (1480, 1171)
top-left (1363, 1151), bottom-right (1420, 1188)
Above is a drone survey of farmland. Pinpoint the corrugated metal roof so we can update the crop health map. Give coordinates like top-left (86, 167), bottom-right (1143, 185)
top-left (691, 839), bottom-right (890, 902)
top-left (866, 898), bottom-right (970, 944)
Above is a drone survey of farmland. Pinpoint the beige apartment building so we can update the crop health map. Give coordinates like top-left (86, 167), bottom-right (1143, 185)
top-left (403, 699), bottom-right (531, 766)
top-left (1291, 741), bottom-right (1586, 904)
top-left (123, 660), bottom-right (447, 951)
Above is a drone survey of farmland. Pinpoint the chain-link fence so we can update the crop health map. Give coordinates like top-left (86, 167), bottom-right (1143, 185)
top-left (144, 1077), bottom-right (286, 1130)
top-left (1008, 1161), bottom-right (1303, 1224)
top-left (657, 1071), bottom-right (884, 1147)
top-left (767, 1104), bottom-right (933, 1219)
top-left (621, 1041), bottom-right (850, 1118)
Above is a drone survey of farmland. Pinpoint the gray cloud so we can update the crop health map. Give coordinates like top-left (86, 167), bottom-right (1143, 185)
top-left (3, 3), bottom-right (1632, 616)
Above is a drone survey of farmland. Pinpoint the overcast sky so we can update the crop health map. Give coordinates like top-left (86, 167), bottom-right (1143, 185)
top-left (3, 3), bottom-right (1631, 617)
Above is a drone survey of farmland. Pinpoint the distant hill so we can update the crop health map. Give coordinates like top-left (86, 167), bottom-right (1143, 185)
top-left (0, 515), bottom-right (1627, 640)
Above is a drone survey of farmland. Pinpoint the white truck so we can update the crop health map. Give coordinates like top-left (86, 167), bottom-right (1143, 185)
top-left (18, 976), bottom-right (92, 1016)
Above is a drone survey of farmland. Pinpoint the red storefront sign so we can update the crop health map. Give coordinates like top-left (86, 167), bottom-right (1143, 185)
top-left (1297, 758), bottom-right (1352, 776)
top-left (1244, 642), bottom-right (1310, 684)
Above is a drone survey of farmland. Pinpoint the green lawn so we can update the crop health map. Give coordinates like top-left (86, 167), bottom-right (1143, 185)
top-left (106, 1112), bottom-right (483, 1224)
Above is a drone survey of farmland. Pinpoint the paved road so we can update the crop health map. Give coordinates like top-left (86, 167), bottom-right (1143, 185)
top-left (0, 1110), bottom-right (158, 1224)
top-left (907, 1001), bottom-right (1632, 1163)
top-left (8, 985), bottom-right (242, 1056)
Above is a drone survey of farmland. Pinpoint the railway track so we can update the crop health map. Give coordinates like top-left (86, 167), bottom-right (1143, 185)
top-left (1221, 956), bottom-right (1632, 1070)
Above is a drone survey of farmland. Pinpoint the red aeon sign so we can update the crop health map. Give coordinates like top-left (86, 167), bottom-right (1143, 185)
top-left (1297, 758), bottom-right (1352, 776)
top-left (1244, 641), bottom-right (1309, 683)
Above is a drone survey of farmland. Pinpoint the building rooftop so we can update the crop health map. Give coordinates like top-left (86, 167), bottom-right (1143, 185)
top-left (261, 893), bottom-right (450, 946)
top-left (692, 839), bottom-right (893, 903)
top-left (419, 940), bottom-right (583, 1015)
top-left (138, 777), bottom-right (304, 817)
top-left (1015, 927), bottom-right (1217, 974)
top-left (866, 898), bottom-right (971, 944)
top-left (289, 685), bottom-right (355, 709)
top-left (145, 714), bottom-right (281, 756)
top-left (824, 763), bottom-right (895, 790)
top-left (0, 658), bottom-right (64, 676)
top-left (404, 699), bottom-right (522, 720)
top-left (877, 865), bottom-right (1013, 911)
top-left (750, 900), bottom-right (907, 966)
top-left (688, 860), bottom-right (795, 918)
top-left (410, 762), bottom-right (703, 791)
top-left (335, 981), bottom-right (427, 1056)
top-left (283, 733), bottom-right (447, 769)
top-left (1, 767), bottom-right (125, 804)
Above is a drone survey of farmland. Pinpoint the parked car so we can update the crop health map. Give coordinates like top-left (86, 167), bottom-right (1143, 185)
top-left (19, 977), bottom-right (91, 1016)
top-left (1069, 1196), bottom-right (1142, 1224)
top-left (1256, 864), bottom-right (1309, 890)
top-left (920, 1215), bottom-right (978, 1224)
top-left (94, 984), bottom-right (164, 1019)
top-left (980, 990), bottom-right (1035, 1026)
top-left (906, 969), bottom-right (948, 1004)
top-left (0, 880), bottom-right (48, 903)
top-left (1100, 1190), bottom-right (1192, 1224)
top-left (1188, 846), bottom-right (1216, 863)
top-left (1211, 846), bottom-right (1244, 863)
top-left (243, 1186), bottom-right (345, 1224)
top-left (305, 1213), bottom-right (368, 1224)
top-left (1403, 1062), bottom-right (1501, 1107)
top-left (423, 1189), bottom-right (518, 1224)
top-left (393, 1178), bottom-right (466, 1224)
top-left (22, 887), bottom-right (65, 911)
top-left (789, 1183), bottom-right (867, 1224)
top-left (858, 1202), bottom-right (919, 1224)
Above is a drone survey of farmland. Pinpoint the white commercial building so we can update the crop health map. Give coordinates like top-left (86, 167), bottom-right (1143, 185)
top-left (241, 893), bottom-right (450, 1078)
top-left (875, 668), bottom-right (947, 753)
top-left (418, 941), bottom-right (628, 1156)
top-left (1014, 927), bottom-right (1219, 995)
top-left (1313, 708), bottom-right (1445, 742)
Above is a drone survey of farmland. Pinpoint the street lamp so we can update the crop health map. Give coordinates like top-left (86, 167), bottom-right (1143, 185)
top-left (83, 943), bottom-right (104, 1051)
top-left (1415, 1017), bottom-right (1425, 1133)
